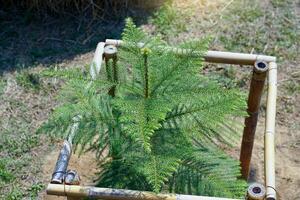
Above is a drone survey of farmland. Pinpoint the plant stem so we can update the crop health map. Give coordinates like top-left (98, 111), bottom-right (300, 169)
top-left (112, 56), bottom-right (118, 83)
top-left (144, 54), bottom-right (149, 98)
top-left (110, 55), bottom-right (118, 97)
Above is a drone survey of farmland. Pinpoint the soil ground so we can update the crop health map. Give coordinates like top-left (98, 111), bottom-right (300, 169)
top-left (0, 0), bottom-right (299, 199)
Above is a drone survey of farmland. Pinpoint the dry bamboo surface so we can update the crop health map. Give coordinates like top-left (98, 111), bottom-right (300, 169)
top-left (240, 61), bottom-right (268, 180)
top-left (46, 184), bottom-right (239, 200)
top-left (105, 39), bottom-right (276, 65)
top-left (264, 62), bottom-right (277, 200)
top-left (90, 42), bottom-right (106, 80)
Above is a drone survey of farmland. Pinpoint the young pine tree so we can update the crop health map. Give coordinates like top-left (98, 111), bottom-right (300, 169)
top-left (42, 19), bottom-right (247, 198)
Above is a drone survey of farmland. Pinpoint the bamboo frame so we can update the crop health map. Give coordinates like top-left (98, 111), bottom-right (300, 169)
top-left (47, 40), bottom-right (278, 200)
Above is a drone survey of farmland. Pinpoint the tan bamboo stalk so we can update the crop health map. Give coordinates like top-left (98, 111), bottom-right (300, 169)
top-left (105, 39), bottom-right (276, 65)
top-left (90, 42), bottom-right (106, 80)
top-left (240, 61), bottom-right (268, 180)
top-left (264, 62), bottom-right (277, 200)
top-left (46, 184), bottom-right (239, 200)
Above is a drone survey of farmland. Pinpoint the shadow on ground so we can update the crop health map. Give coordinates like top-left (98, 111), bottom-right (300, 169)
top-left (0, 7), bottom-right (152, 74)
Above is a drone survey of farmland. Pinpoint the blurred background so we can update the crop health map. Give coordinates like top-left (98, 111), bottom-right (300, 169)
top-left (0, 0), bottom-right (299, 199)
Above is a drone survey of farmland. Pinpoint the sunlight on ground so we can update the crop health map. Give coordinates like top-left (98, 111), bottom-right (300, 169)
top-left (173, 0), bottom-right (229, 14)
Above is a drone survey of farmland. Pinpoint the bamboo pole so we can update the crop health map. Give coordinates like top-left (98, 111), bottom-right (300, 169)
top-left (51, 141), bottom-right (72, 184)
top-left (105, 39), bottom-right (276, 65)
top-left (46, 184), bottom-right (239, 200)
top-left (90, 42), bottom-right (106, 80)
top-left (264, 62), bottom-right (277, 200)
top-left (240, 61), bottom-right (268, 180)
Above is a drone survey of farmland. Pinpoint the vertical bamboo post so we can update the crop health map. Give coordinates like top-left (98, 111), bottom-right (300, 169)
top-left (264, 62), bottom-right (277, 200)
top-left (90, 42), bottom-right (105, 80)
top-left (240, 61), bottom-right (268, 180)
top-left (104, 45), bottom-right (118, 97)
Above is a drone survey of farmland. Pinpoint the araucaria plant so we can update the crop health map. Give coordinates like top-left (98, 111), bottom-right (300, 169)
top-left (43, 19), bottom-right (247, 198)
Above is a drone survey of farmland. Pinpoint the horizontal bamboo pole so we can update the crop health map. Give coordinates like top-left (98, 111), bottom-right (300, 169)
top-left (46, 184), bottom-right (239, 200)
top-left (264, 62), bottom-right (277, 200)
top-left (105, 39), bottom-right (276, 65)
top-left (240, 61), bottom-right (268, 180)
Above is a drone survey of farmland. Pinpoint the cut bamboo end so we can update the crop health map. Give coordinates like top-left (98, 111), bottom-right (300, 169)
top-left (247, 183), bottom-right (266, 200)
top-left (104, 45), bottom-right (118, 59)
top-left (65, 170), bottom-right (80, 185)
top-left (254, 61), bottom-right (268, 73)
